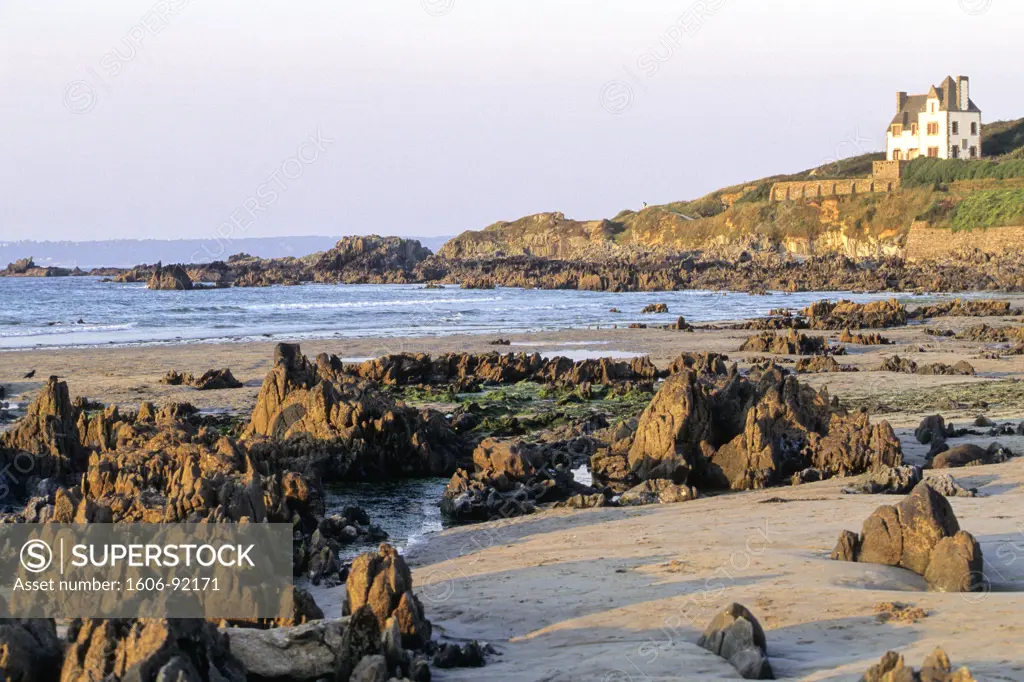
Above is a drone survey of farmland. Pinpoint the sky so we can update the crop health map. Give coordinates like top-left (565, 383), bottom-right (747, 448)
top-left (1, 0), bottom-right (1022, 242)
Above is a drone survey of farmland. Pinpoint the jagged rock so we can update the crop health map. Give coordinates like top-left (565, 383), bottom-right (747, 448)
top-left (801, 298), bottom-right (906, 330)
top-left (344, 351), bottom-right (662, 388)
top-left (350, 654), bottom-right (389, 682)
top-left (147, 262), bottom-right (194, 290)
top-left (863, 647), bottom-right (976, 681)
top-left (345, 544), bottom-right (431, 649)
top-left (0, 618), bottom-right (63, 681)
top-left (0, 376), bottom-right (82, 488)
top-left (794, 355), bottom-right (856, 373)
top-left (162, 369), bottom-right (244, 390)
top-left (740, 328), bottom-right (829, 355)
top-left (830, 481), bottom-right (984, 592)
top-left (224, 618), bottom-right (346, 680)
top-left (626, 366), bottom-right (901, 493)
top-left (697, 603), bottom-right (773, 680)
top-left (245, 344), bottom-right (466, 480)
top-left (62, 618), bottom-right (246, 681)
top-left (627, 370), bottom-right (712, 483)
top-left (641, 303), bottom-right (668, 314)
top-left (880, 356), bottom-right (975, 376)
top-left (910, 297), bottom-right (1017, 320)
top-left (839, 329), bottom-right (890, 345)
top-left (618, 479), bottom-right (698, 506)
top-left (668, 352), bottom-right (730, 376)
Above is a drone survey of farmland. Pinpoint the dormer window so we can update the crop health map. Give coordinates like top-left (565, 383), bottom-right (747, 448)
top-left (892, 124), bottom-right (903, 136)
top-left (911, 123), bottom-right (918, 135)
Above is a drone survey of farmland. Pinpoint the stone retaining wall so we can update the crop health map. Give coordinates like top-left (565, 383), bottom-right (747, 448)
top-left (905, 223), bottom-right (1024, 261)
top-left (770, 179), bottom-right (899, 202)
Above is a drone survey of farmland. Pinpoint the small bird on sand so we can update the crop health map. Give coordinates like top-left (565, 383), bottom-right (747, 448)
top-left (23, 369), bottom-right (35, 379)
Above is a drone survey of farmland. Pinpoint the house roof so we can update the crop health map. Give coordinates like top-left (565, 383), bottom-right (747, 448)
top-left (889, 75), bottom-right (981, 127)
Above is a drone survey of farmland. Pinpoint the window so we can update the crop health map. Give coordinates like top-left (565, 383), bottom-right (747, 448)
top-left (909, 149), bottom-right (919, 159)
top-left (971, 122), bottom-right (978, 135)
top-left (911, 123), bottom-right (918, 135)
top-left (951, 122), bottom-right (959, 135)
top-left (951, 145), bottom-right (960, 159)
top-left (970, 146), bottom-right (978, 158)
top-left (927, 122), bottom-right (939, 136)
top-left (892, 124), bottom-right (902, 136)
top-left (893, 149), bottom-right (902, 161)
top-left (931, 102), bottom-right (936, 113)
top-left (963, 138), bottom-right (968, 150)
top-left (928, 147), bottom-right (940, 158)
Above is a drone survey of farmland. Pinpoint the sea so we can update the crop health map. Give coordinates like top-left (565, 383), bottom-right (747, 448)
top-left (0, 276), bottom-right (910, 351)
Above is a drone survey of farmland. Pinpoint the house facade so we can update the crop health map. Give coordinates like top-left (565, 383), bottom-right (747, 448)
top-left (886, 75), bottom-right (982, 161)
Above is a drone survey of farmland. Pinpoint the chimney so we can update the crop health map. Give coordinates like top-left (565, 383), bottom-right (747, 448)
top-left (956, 76), bottom-right (970, 110)
top-left (896, 91), bottom-right (907, 114)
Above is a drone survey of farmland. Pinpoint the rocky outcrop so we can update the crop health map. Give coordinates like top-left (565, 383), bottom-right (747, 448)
top-left (624, 366), bottom-right (902, 493)
top-left (146, 262), bottom-right (194, 290)
top-left (839, 329), bottom-right (890, 345)
top-left (794, 355), bottom-right (857, 373)
top-left (830, 481), bottom-right (984, 592)
top-left (0, 375), bottom-right (82, 492)
top-left (909, 297), bottom-right (1019, 320)
top-left (441, 438), bottom-right (601, 521)
top-left (740, 329), bottom-right (830, 355)
top-left (343, 351), bottom-right (662, 388)
top-left (618, 479), bottom-right (697, 506)
top-left (245, 344), bottom-right (466, 480)
top-left (863, 648), bottom-right (976, 681)
top-left (641, 303), bottom-right (669, 314)
top-left (697, 603), bottom-right (773, 680)
top-left (800, 298), bottom-right (906, 329)
top-left (161, 368), bottom-right (244, 390)
top-left (225, 618), bottom-right (347, 681)
top-left (62, 618), bottom-right (246, 682)
top-left (878, 356), bottom-right (975, 376)
top-left (345, 543), bottom-right (432, 650)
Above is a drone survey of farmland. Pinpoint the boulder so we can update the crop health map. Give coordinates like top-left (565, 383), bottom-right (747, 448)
top-left (224, 619), bottom-right (346, 680)
top-left (931, 444), bottom-right (994, 469)
top-left (697, 603), bottom-right (773, 680)
top-left (915, 415), bottom-right (947, 445)
top-left (830, 481), bottom-right (983, 592)
top-left (843, 465), bottom-right (922, 495)
top-left (0, 618), bottom-right (63, 681)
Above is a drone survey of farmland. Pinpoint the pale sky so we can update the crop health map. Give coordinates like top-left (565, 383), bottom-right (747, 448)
top-left (1, 0), bottom-right (1021, 241)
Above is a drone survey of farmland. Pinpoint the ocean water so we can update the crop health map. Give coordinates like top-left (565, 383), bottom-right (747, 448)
top-left (0, 276), bottom-right (908, 350)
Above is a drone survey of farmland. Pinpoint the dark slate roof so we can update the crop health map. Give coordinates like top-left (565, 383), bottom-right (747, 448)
top-left (889, 75), bottom-right (981, 128)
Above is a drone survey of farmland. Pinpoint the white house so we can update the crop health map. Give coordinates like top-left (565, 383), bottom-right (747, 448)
top-left (886, 75), bottom-right (982, 161)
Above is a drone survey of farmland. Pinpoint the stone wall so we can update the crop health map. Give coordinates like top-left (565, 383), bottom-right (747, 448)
top-left (905, 223), bottom-right (1024, 261)
top-left (770, 179), bottom-right (898, 202)
top-left (872, 160), bottom-right (907, 180)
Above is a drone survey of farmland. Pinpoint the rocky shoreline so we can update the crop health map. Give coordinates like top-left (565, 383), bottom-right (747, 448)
top-left (2, 295), bottom-right (1023, 679)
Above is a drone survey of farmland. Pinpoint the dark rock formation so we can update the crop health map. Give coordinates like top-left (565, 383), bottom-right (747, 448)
top-left (794, 355), bottom-right (857, 373)
top-left (800, 298), bottom-right (906, 329)
top-left (161, 368), bottom-right (244, 390)
top-left (641, 303), bottom-right (668, 314)
top-left (839, 329), bottom-right (890, 345)
top-left (878, 356), bottom-right (975, 376)
top-left (0, 618), bottom-right (63, 681)
top-left (830, 481), bottom-right (984, 592)
top-left (697, 603), bottom-right (773, 680)
top-left (931, 443), bottom-right (1010, 469)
